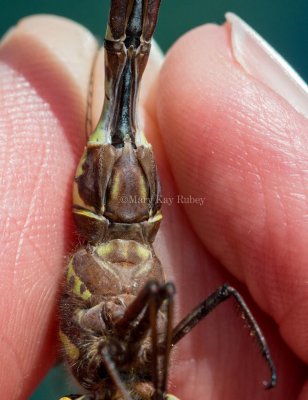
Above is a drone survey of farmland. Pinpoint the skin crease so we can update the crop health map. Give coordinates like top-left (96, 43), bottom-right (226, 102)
top-left (0, 14), bottom-right (307, 400)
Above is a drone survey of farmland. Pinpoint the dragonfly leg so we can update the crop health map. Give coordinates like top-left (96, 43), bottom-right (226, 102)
top-left (171, 284), bottom-right (277, 390)
top-left (100, 346), bottom-right (133, 400)
top-left (159, 283), bottom-right (175, 398)
top-left (115, 280), bottom-right (164, 333)
top-left (114, 280), bottom-right (175, 400)
top-left (147, 282), bottom-right (175, 400)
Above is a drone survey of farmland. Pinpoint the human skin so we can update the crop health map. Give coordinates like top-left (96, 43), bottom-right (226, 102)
top-left (0, 15), bottom-right (307, 400)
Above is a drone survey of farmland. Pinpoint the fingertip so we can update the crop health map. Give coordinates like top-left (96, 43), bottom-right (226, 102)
top-left (156, 22), bottom-right (308, 363)
top-left (0, 15), bottom-right (98, 154)
top-left (1, 15), bottom-right (98, 98)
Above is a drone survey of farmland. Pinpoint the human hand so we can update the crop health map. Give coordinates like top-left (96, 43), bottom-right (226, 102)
top-left (152, 13), bottom-right (308, 400)
top-left (0, 12), bottom-right (307, 400)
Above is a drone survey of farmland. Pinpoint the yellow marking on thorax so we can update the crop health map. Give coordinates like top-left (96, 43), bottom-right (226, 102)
top-left (67, 258), bottom-right (92, 301)
top-left (75, 149), bottom-right (87, 178)
top-left (139, 174), bottom-right (148, 199)
top-left (59, 330), bottom-right (80, 361)
top-left (150, 210), bottom-right (163, 223)
top-left (109, 171), bottom-right (121, 199)
top-left (96, 240), bottom-right (151, 266)
top-left (136, 245), bottom-right (151, 260)
top-left (73, 181), bottom-right (95, 213)
top-left (96, 241), bottom-right (115, 257)
top-left (88, 125), bottom-right (110, 145)
top-left (72, 207), bottom-right (104, 221)
top-left (60, 397), bottom-right (86, 400)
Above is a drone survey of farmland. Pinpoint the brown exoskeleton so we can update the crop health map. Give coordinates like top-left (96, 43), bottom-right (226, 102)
top-left (59, 1), bottom-right (276, 399)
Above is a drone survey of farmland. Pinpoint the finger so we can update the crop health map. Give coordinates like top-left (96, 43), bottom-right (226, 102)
top-left (156, 17), bottom-right (308, 367)
top-left (0, 15), bottom-right (97, 399)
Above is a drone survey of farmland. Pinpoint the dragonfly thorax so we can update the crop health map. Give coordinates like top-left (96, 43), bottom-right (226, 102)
top-left (72, 136), bottom-right (161, 244)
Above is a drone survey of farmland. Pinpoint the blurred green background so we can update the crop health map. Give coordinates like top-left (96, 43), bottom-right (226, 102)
top-left (1, 0), bottom-right (306, 399)
top-left (1, 0), bottom-right (308, 82)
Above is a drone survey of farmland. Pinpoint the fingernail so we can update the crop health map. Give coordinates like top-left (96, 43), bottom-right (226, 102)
top-left (226, 12), bottom-right (308, 119)
top-left (151, 38), bottom-right (165, 66)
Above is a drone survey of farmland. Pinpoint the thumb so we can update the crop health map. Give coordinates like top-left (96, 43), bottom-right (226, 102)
top-left (0, 15), bottom-right (97, 399)
top-left (156, 13), bottom-right (308, 365)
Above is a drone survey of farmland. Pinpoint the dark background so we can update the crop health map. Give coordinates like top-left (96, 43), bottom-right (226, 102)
top-left (1, 0), bottom-right (308, 82)
top-left (1, 1), bottom-right (306, 399)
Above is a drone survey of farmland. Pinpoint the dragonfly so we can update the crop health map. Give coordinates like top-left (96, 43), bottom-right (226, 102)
top-left (58, 1), bottom-right (277, 399)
